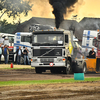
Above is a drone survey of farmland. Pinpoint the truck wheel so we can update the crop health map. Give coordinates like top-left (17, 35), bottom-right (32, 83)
top-left (63, 60), bottom-right (71, 74)
top-left (83, 62), bottom-right (87, 73)
top-left (35, 67), bottom-right (42, 74)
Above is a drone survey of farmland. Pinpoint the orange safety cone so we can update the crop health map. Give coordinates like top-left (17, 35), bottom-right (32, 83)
top-left (10, 63), bottom-right (13, 68)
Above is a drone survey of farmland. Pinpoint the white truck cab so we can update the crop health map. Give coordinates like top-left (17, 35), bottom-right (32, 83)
top-left (82, 30), bottom-right (98, 53)
top-left (14, 32), bottom-right (32, 64)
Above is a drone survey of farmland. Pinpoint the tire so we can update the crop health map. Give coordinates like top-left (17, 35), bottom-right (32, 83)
top-left (83, 62), bottom-right (87, 73)
top-left (63, 60), bottom-right (72, 74)
top-left (73, 61), bottom-right (83, 73)
top-left (35, 67), bottom-right (42, 74)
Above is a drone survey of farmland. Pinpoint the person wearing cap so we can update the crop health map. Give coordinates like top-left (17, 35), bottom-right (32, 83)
top-left (0, 44), bottom-right (2, 64)
top-left (2, 44), bottom-right (9, 64)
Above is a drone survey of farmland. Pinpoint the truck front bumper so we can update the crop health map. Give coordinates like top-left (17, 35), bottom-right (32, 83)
top-left (31, 57), bottom-right (66, 67)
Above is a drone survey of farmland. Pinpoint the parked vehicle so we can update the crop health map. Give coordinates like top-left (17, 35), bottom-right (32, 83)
top-left (84, 32), bottom-right (100, 73)
top-left (13, 32), bottom-right (32, 64)
top-left (82, 30), bottom-right (98, 53)
top-left (0, 33), bottom-right (14, 62)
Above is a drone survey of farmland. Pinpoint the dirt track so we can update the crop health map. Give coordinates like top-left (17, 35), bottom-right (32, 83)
top-left (0, 64), bottom-right (100, 100)
top-left (0, 67), bottom-right (100, 81)
top-left (0, 82), bottom-right (100, 100)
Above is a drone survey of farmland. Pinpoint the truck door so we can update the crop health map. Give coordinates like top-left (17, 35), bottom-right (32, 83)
top-left (21, 36), bottom-right (32, 58)
top-left (64, 34), bottom-right (69, 57)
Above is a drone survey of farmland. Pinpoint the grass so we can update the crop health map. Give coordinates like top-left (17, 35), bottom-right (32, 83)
top-left (0, 77), bottom-right (100, 87)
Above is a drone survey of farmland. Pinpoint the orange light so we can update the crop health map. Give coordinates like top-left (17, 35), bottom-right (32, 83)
top-left (97, 29), bottom-right (99, 32)
top-left (31, 59), bottom-right (33, 62)
top-left (63, 59), bottom-right (65, 61)
top-left (94, 37), bottom-right (96, 39)
top-left (54, 27), bottom-right (56, 29)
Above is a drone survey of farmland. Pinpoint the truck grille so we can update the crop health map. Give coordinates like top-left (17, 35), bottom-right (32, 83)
top-left (33, 49), bottom-right (62, 57)
top-left (40, 58), bottom-right (54, 65)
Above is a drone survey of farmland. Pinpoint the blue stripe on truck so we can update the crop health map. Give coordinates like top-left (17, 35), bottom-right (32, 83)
top-left (17, 32), bottom-right (21, 36)
top-left (16, 41), bottom-right (20, 43)
top-left (14, 43), bottom-right (31, 48)
top-left (86, 31), bottom-right (90, 47)
top-left (16, 32), bottom-right (20, 50)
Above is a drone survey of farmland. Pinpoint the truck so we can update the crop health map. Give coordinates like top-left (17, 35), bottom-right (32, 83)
top-left (0, 33), bottom-right (15, 62)
top-left (84, 32), bottom-right (100, 73)
top-left (82, 30), bottom-right (98, 53)
top-left (13, 32), bottom-right (32, 64)
top-left (31, 29), bottom-right (85, 74)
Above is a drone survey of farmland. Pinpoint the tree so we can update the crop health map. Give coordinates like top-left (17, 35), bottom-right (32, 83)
top-left (0, 0), bottom-right (33, 19)
top-left (0, 19), bottom-right (17, 33)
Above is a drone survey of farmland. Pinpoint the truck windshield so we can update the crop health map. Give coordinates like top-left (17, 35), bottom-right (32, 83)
top-left (32, 33), bottom-right (64, 46)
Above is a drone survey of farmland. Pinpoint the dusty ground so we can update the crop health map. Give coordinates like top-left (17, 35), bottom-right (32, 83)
top-left (0, 82), bottom-right (100, 100)
top-left (0, 64), bottom-right (100, 100)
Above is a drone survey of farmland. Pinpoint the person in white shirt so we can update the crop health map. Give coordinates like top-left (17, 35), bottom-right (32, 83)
top-left (83, 48), bottom-right (89, 59)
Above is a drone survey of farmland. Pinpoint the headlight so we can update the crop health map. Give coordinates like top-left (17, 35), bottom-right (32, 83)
top-left (57, 58), bottom-right (63, 62)
top-left (31, 59), bottom-right (37, 62)
top-left (57, 58), bottom-right (65, 62)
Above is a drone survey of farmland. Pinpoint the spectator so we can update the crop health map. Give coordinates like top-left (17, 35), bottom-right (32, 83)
top-left (0, 44), bottom-right (2, 64)
top-left (76, 47), bottom-right (83, 59)
top-left (84, 48), bottom-right (89, 59)
top-left (23, 47), bottom-right (30, 65)
top-left (2, 44), bottom-right (9, 64)
top-left (16, 46), bottom-right (22, 65)
top-left (89, 48), bottom-right (96, 58)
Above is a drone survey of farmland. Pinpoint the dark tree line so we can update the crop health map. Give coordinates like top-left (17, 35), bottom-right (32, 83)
top-left (0, 0), bottom-right (33, 33)
top-left (0, 19), bottom-right (18, 33)
top-left (0, 0), bottom-right (33, 19)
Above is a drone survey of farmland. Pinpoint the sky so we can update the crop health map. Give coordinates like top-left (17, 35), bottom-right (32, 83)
top-left (0, 0), bottom-right (100, 23)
